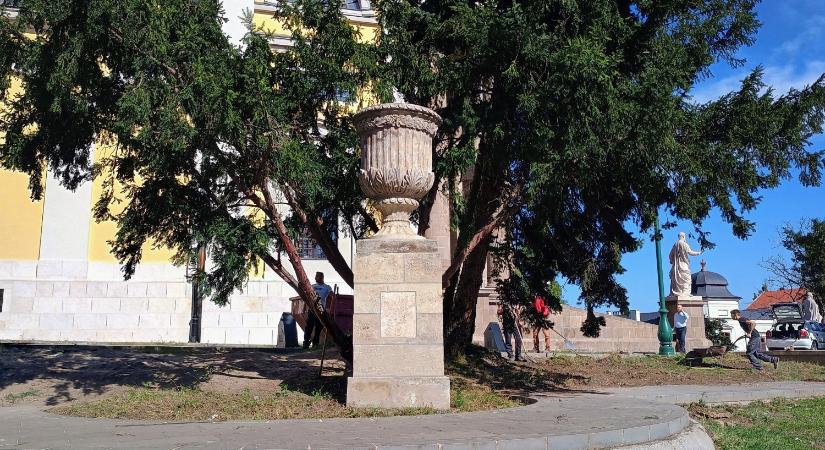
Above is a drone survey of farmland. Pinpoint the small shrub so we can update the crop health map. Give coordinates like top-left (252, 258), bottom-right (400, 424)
top-left (705, 318), bottom-right (732, 346)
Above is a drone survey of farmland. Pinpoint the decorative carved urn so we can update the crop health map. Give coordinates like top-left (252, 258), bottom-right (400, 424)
top-left (353, 103), bottom-right (442, 239)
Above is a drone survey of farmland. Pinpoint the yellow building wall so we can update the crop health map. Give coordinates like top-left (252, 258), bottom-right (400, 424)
top-left (0, 170), bottom-right (44, 260)
top-left (87, 140), bottom-right (176, 264)
top-left (252, 9), bottom-right (378, 43)
top-left (0, 72), bottom-right (44, 261)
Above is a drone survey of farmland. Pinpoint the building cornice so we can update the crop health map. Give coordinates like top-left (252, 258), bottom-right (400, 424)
top-left (254, 1), bottom-right (377, 25)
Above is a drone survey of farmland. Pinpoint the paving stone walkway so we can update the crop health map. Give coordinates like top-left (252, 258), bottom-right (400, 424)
top-left (0, 381), bottom-right (822, 450)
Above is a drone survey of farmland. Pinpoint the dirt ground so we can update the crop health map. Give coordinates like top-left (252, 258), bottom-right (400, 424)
top-left (535, 352), bottom-right (825, 388)
top-left (0, 345), bottom-right (347, 408)
top-left (2, 345), bottom-right (823, 411)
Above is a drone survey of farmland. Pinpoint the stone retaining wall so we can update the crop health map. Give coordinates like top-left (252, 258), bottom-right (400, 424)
top-left (475, 296), bottom-right (665, 353)
top-left (548, 305), bottom-right (661, 353)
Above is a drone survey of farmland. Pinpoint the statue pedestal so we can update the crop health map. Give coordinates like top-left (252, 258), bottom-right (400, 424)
top-left (347, 238), bottom-right (450, 409)
top-left (665, 294), bottom-right (711, 351)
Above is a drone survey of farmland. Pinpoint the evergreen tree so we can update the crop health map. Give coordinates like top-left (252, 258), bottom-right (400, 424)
top-left (376, 0), bottom-right (825, 353)
top-left (0, 0), bottom-right (387, 358)
top-left (2, 0), bottom-right (825, 358)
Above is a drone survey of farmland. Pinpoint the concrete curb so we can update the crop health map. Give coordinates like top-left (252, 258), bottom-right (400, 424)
top-left (616, 420), bottom-right (714, 450)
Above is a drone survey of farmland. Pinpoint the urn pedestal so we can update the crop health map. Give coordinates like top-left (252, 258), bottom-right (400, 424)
top-left (346, 103), bottom-right (450, 409)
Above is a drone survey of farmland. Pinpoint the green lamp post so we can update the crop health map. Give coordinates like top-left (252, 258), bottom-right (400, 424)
top-left (655, 214), bottom-right (676, 356)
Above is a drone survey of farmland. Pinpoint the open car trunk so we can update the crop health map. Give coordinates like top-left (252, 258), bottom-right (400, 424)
top-left (769, 302), bottom-right (806, 340)
top-left (772, 302), bottom-right (804, 322)
top-left (770, 322), bottom-right (805, 340)
top-left (771, 302), bottom-right (805, 339)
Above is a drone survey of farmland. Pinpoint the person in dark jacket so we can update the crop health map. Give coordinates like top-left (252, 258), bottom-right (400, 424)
top-left (498, 302), bottom-right (524, 361)
top-left (303, 272), bottom-right (333, 349)
top-left (731, 309), bottom-right (778, 370)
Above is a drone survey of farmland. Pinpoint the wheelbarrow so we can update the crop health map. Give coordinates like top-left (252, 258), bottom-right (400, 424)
top-left (683, 336), bottom-right (746, 367)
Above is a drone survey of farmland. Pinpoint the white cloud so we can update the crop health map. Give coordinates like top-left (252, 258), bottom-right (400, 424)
top-left (690, 60), bottom-right (825, 104)
top-left (774, 16), bottom-right (825, 58)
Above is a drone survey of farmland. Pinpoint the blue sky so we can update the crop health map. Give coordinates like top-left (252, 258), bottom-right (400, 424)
top-left (566, 1), bottom-right (825, 312)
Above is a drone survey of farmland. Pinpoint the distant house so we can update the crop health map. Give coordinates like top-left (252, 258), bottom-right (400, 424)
top-left (748, 288), bottom-right (808, 310)
top-left (741, 288), bottom-right (807, 337)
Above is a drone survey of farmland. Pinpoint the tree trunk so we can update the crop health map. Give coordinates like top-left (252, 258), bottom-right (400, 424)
top-left (442, 136), bottom-right (508, 356)
top-left (251, 187), bottom-right (354, 361)
top-left (444, 239), bottom-right (491, 356)
top-left (281, 186), bottom-right (355, 288)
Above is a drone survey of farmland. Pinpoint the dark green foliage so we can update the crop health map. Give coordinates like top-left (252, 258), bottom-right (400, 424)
top-left (705, 317), bottom-right (732, 347)
top-left (2, 0), bottom-right (825, 353)
top-left (776, 220), bottom-right (825, 311)
top-left (376, 0), bottom-right (825, 344)
top-left (0, 0), bottom-right (381, 311)
top-left (0, 0), bottom-right (388, 359)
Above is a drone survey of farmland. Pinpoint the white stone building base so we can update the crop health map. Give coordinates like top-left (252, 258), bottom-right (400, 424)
top-left (0, 260), bottom-right (310, 346)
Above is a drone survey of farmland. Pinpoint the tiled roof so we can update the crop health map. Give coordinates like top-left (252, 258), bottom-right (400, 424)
top-left (747, 288), bottom-right (807, 310)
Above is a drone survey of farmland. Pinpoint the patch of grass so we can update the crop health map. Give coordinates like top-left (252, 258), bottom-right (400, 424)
top-left (446, 346), bottom-right (585, 394)
top-left (532, 352), bottom-right (825, 388)
top-left (689, 397), bottom-right (825, 450)
top-left (3, 389), bottom-right (40, 405)
top-left (51, 381), bottom-right (520, 421)
top-left (450, 381), bottom-right (520, 412)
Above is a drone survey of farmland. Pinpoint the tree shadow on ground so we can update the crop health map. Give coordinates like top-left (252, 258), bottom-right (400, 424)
top-left (1, 343), bottom-right (607, 407)
top-left (446, 345), bottom-right (595, 395)
top-left (0, 344), bottom-right (342, 406)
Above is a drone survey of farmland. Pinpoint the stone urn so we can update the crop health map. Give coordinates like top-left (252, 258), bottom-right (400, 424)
top-left (353, 103), bottom-right (442, 239)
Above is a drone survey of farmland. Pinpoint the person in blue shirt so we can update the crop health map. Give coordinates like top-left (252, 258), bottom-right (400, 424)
top-left (673, 304), bottom-right (689, 353)
top-left (303, 271), bottom-right (333, 349)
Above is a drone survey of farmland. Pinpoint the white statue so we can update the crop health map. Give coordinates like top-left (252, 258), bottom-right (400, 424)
top-left (802, 292), bottom-right (822, 322)
top-left (668, 232), bottom-right (702, 297)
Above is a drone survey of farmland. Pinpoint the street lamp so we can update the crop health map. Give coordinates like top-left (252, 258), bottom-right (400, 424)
top-left (655, 214), bottom-right (676, 356)
top-left (188, 244), bottom-right (206, 343)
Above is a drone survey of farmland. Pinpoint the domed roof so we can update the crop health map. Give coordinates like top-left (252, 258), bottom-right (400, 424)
top-left (692, 270), bottom-right (729, 287)
top-left (691, 260), bottom-right (741, 300)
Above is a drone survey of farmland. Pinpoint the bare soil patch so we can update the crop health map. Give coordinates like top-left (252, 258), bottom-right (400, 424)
top-left (447, 347), bottom-right (825, 395)
top-left (1, 345), bottom-right (337, 408)
top-left (2, 345), bottom-right (822, 421)
top-left (533, 352), bottom-right (825, 388)
top-left (0, 345), bottom-right (518, 419)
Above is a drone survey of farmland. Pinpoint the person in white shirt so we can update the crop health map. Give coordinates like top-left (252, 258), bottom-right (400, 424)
top-left (673, 304), bottom-right (689, 353)
top-left (303, 271), bottom-right (333, 349)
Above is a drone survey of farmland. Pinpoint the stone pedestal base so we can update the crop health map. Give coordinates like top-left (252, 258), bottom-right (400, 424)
top-left (666, 295), bottom-right (711, 351)
top-left (347, 238), bottom-right (450, 409)
top-left (347, 376), bottom-right (450, 409)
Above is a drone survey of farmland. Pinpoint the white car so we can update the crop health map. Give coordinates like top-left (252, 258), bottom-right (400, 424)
top-left (765, 302), bottom-right (825, 350)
